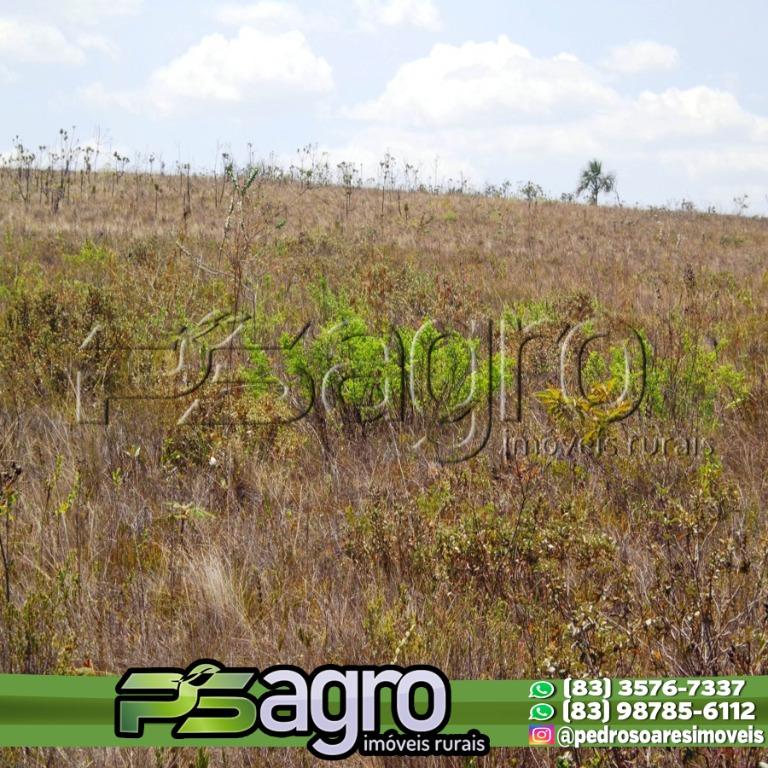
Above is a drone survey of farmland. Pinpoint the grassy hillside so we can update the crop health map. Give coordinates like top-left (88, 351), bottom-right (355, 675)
top-left (0, 165), bottom-right (767, 767)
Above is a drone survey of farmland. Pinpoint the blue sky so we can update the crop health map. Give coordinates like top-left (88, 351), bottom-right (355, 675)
top-left (2, 0), bottom-right (767, 211)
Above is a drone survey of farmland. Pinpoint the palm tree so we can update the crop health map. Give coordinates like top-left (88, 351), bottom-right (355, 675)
top-left (576, 159), bottom-right (616, 205)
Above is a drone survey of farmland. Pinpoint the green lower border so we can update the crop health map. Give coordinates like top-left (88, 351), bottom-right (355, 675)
top-left (0, 675), bottom-right (766, 748)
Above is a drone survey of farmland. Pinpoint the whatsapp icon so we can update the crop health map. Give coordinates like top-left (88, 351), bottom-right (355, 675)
top-left (529, 681), bottom-right (556, 699)
top-left (529, 703), bottom-right (556, 721)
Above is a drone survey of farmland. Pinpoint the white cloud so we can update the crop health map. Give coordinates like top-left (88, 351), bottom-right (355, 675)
top-left (601, 41), bottom-right (680, 74)
top-left (76, 32), bottom-right (119, 57)
top-left (346, 36), bottom-right (617, 127)
top-left (590, 86), bottom-right (757, 144)
top-left (658, 147), bottom-right (768, 178)
top-left (0, 0), bottom-right (142, 23)
top-left (344, 36), bottom-right (763, 143)
top-left (0, 18), bottom-right (85, 64)
top-left (83, 26), bottom-right (333, 114)
top-left (150, 27), bottom-right (333, 106)
top-left (79, 82), bottom-right (136, 111)
top-left (0, 0), bottom-right (135, 68)
top-left (212, 2), bottom-right (304, 27)
top-left (355, 0), bottom-right (440, 29)
top-left (334, 36), bottom-right (768, 206)
top-left (66, 0), bottom-right (141, 13)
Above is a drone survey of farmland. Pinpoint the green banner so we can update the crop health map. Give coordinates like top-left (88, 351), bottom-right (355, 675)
top-left (0, 669), bottom-right (766, 753)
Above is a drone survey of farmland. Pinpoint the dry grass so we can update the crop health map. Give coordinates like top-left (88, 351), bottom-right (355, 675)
top-left (0, 165), bottom-right (767, 767)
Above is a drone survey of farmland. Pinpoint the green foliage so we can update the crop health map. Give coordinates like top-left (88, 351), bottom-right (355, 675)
top-left (537, 383), bottom-right (633, 445)
top-left (644, 332), bottom-right (748, 429)
top-left (241, 284), bottom-right (494, 425)
top-left (519, 180), bottom-right (545, 203)
top-left (0, 279), bottom-right (127, 400)
top-left (166, 502), bottom-right (215, 523)
top-left (2, 560), bottom-right (79, 674)
top-left (502, 299), bottom-right (554, 329)
top-left (576, 159), bottom-right (616, 205)
top-left (64, 240), bottom-right (112, 267)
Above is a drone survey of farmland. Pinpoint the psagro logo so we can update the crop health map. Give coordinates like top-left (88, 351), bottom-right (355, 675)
top-left (115, 659), bottom-right (488, 759)
top-left (77, 311), bottom-right (651, 464)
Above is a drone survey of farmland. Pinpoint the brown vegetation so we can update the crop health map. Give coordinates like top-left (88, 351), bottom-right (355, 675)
top-left (0, 158), bottom-right (767, 767)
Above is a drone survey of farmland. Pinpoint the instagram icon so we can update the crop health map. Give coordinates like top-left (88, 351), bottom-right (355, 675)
top-left (529, 725), bottom-right (556, 746)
